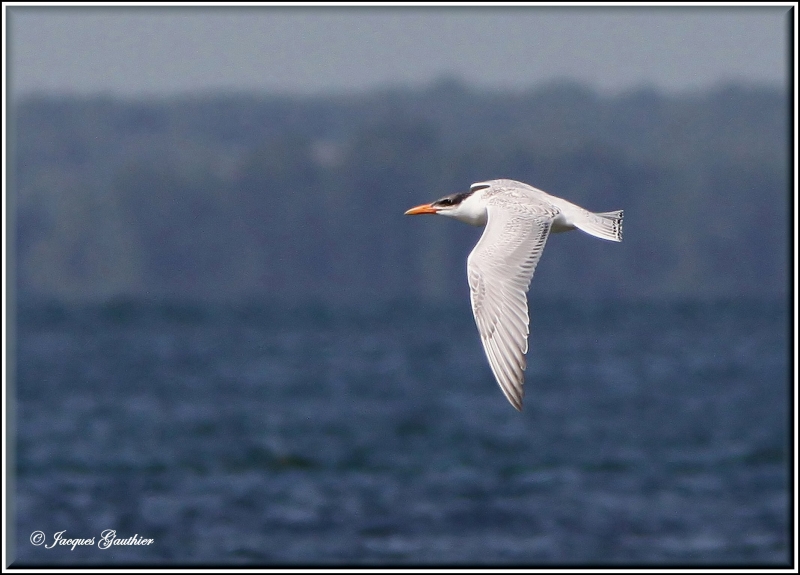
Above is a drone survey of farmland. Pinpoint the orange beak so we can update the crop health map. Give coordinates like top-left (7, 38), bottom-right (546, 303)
top-left (404, 203), bottom-right (438, 215)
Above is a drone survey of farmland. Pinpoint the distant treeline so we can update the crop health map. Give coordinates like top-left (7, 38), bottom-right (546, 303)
top-left (12, 80), bottom-right (789, 304)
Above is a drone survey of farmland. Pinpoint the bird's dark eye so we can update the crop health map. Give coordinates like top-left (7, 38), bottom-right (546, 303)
top-left (437, 198), bottom-right (453, 206)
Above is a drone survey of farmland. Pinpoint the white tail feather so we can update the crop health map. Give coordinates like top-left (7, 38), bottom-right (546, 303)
top-left (575, 210), bottom-right (623, 242)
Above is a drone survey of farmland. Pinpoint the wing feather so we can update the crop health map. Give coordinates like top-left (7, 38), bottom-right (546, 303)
top-left (467, 199), bottom-right (557, 410)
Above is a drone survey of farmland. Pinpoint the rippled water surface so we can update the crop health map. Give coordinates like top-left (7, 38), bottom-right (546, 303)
top-left (12, 299), bottom-right (790, 566)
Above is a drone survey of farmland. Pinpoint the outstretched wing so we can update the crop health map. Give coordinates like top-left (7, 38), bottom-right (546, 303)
top-left (467, 199), bottom-right (557, 410)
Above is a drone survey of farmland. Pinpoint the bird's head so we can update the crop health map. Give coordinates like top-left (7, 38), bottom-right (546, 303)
top-left (404, 182), bottom-right (491, 226)
top-left (404, 193), bottom-right (463, 216)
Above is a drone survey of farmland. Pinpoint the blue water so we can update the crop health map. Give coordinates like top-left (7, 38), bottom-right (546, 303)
top-left (12, 299), bottom-right (790, 566)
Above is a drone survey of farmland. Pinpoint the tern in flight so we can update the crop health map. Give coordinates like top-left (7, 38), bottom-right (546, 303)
top-left (405, 179), bottom-right (623, 410)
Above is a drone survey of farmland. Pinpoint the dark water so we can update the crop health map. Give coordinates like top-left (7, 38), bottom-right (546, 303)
top-left (12, 299), bottom-right (791, 566)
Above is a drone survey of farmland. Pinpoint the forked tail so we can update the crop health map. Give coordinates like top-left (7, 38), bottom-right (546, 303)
top-left (575, 210), bottom-right (624, 242)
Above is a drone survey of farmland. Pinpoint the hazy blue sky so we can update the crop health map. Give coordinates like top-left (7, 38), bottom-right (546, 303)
top-left (6, 5), bottom-right (791, 97)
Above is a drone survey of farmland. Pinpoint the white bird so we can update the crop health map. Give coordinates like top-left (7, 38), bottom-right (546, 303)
top-left (405, 179), bottom-right (623, 411)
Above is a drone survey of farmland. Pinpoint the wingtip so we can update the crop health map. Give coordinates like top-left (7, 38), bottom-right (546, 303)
top-left (514, 388), bottom-right (525, 411)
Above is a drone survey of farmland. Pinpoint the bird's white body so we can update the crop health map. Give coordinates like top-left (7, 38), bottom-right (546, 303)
top-left (439, 179), bottom-right (618, 238)
top-left (405, 178), bottom-right (623, 411)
